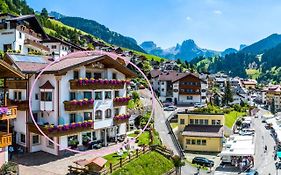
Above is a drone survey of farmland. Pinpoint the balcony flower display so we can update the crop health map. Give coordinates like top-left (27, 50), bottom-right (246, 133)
top-left (76, 78), bottom-right (130, 86)
top-left (114, 114), bottom-right (131, 121)
top-left (0, 107), bottom-right (8, 115)
top-left (70, 99), bottom-right (94, 106)
top-left (44, 120), bottom-right (94, 133)
top-left (113, 97), bottom-right (131, 102)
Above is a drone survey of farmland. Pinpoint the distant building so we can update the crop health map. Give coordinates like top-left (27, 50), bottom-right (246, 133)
top-left (178, 111), bottom-right (224, 152)
top-left (241, 79), bottom-right (257, 90)
top-left (266, 85), bottom-right (281, 111)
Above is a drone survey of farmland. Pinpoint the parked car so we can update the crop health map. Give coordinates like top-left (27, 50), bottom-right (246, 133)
top-left (163, 106), bottom-right (177, 111)
top-left (192, 157), bottom-right (214, 167)
top-left (194, 103), bottom-right (205, 108)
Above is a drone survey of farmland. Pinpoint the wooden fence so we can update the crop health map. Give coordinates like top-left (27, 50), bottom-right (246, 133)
top-left (68, 145), bottom-right (174, 175)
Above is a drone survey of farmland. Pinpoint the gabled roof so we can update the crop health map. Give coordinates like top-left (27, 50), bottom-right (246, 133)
top-left (158, 71), bottom-right (188, 81)
top-left (40, 81), bottom-right (54, 89)
top-left (0, 59), bottom-right (25, 79)
top-left (150, 69), bottom-right (162, 78)
top-left (8, 15), bottom-right (48, 39)
top-left (41, 35), bottom-right (85, 51)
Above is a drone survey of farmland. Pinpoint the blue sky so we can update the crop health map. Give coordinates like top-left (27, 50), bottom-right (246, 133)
top-left (27, 0), bottom-right (281, 51)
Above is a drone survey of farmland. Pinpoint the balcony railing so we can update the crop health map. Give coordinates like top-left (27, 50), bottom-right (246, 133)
top-left (0, 23), bottom-right (6, 30)
top-left (69, 79), bottom-right (130, 90)
top-left (64, 99), bottom-right (94, 111)
top-left (17, 25), bottom-right (42, 39)
top-left (7, 99), bottom-right (29, 111)
top-left (0, 106), bottom-right (17, 120)
top-left (27, 120), bottom-right (94, 137)
top-left (6, 80), bottom-right (27, 89)
top-left (24, 38), bottom-right (50, 52)
top-left (113, 114), bottom-right (130, 125)
top-left (113, 97), bottom-right (130, 107)
top-left (0, 132), bottom-right (12, 148)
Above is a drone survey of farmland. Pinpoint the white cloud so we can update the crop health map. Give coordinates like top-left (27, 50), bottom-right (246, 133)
top-left (213, 10), bottom-right (222, 15)
top-left (186, 16), bottom-right (192, 21)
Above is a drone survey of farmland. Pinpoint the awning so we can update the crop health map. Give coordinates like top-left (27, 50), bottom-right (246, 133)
top-left (0, 59), bottom-right (25, 79)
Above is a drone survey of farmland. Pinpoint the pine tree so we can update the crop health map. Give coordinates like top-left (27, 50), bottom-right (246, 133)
top-left (41, 8), bottom-right (48, 18)
top-left (223, 81), bottom-right (233, 105)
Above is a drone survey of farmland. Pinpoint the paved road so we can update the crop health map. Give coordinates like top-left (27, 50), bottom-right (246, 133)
top-left (138, 89), bottom-right (210, 175)
top-left (254, 108), bottom-right (278, 174)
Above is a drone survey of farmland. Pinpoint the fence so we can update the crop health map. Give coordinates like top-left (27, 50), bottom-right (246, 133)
top-left (68, 145), bottom-right (174, 175)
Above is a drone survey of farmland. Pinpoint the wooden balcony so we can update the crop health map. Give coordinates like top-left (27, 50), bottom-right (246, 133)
top-left (17, 25), bottom-right (42, 39)
top-left (24, 38), bottom-right (50, 52)
top-left (27, 121), bottom-right (94, 137)
top-left (7, 99), bottom-right (29, 111)
top-left (64, 100), bottom-right (93, 112)
top-left (6, 80), bottom-right (27, 89)
top-left (113, 118), bottom-right (129, 125)
top-left (113, 114), bottom-right (130, 125)
top-left (69, 79), bottom-right (127, 90)
top-left (0, 132), bottom-right (12, 148)
top-left (0, 106), bottom-right (17, 120)
top-left (113, 97), bottom-right (130, 107)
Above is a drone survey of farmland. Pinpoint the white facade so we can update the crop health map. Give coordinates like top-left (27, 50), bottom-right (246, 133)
top-left (42, 42), bottom-right (70, 59)
top-left (9, 62), bottom-right (130, 155)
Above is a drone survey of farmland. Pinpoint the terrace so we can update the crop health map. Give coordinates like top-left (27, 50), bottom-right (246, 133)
top-left (0, 132), bottom-right (12, 148)
top-left (24, 38), bottom-right (50, 52)
top-left (7, 99), bottom-right (29, 111)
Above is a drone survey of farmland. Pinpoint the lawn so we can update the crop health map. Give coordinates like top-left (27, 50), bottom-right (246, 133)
top-left (128, 131), bottom-right (150, 146)
top-left (111, 151), bottom-right (174, 175)
top-left (224, 111), bottom-right (246, 128)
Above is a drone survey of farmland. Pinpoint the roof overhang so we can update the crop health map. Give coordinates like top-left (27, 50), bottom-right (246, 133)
top-left (0, 59), bottom-right (25, 79)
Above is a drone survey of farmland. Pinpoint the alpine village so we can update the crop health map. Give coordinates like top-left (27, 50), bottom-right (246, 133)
top-left (0, 0), bottom-right (280, 175)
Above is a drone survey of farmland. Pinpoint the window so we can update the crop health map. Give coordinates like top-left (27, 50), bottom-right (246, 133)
top-left (105, 91), bottom-right (112, 100)
top-left (67, 135), bottom-right (78, 147)
top-left (202, 140), bottom-right (206, 145)
top-left (70, 114), bottom-right (76, 123)
top-left (190, 119), bottom-right (194, 125)
top-left (195, 119), bottom-right (199, 125)
top-left (204, 119), bottom-right (208, 125)
top-left (84, 92), bottom-right (92, 99)
top-left (14, 91), bottom-right (22, 100)
top-left (3, 44), bottom-right (12, 52)
top-left (32, 135), bottom-right (40, 145)
top-left (114, 108), bottom-right (120, 116)
top-left (114, 91), bottom-right (119, 98)
top-left (86, 72), bottom-right (92, 79)
top-left (161, 88), bottom-right (164, 92)
top-left (19, 133), bottom-right (25, 144)
top-left (51, 45), bottom-right (57, 49)
top-left (19, 44), bottom-right (22, 51)
top-left (19, 32), bottom-right (22, 39)
top-left (212, 120), bottom-right (221, 125)
top-left (33, 113), bottom-right (38, 122)
top-left (73, 71), bottom-right (79, 79)
top-left (70, 92), bottom-right (76, 100)
top-left (94, 73), bottom-right (102, 79)
top-left (105, 109), bottom-right (112, 118)
top-left (187, 96), bottom-right (193, 100)
top-left (95, 92), bottom-right (102, 100)
top-left (180, 119), bottom-right (185, 125)
top-left (35, 93), bottom-right (39, 100)
top-left (84, 112), bottom-right (92, 121)
top-left (112, 73), bottom-right (117, 79)
top-left (95, 110), bottom-right (102, 120)
top-left (47, 137), bottom-right (54, 148)
top-left (41, 92), bottom-right (52, 101)
top-left (191, 140), bottom-right (196, 145)
top-left (197, 140), bottom-right (201, 145)
top-left (92, 131), bottom-right (97, 140)
top-left (186, 139), bottom-right (191, 145)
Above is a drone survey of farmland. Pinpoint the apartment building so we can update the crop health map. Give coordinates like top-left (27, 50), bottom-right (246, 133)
top-left (178, 111), bottom-right (224, 152)
top-left (1, 52), bottom-right (135, 156)
top-left (0, 14), bottom-right (49, 54)
top-left (266, 85), bottom-right (281, 111)
top-left (149, 70), bottom-right (207, 105)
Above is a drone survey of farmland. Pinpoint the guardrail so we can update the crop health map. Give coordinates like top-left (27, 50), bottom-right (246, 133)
top-left (166, 112), bottom-right (185, 159)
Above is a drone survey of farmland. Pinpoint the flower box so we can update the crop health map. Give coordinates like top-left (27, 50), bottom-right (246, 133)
top-left (70, 78), bottom-right (130, 90)
top-left (64, 99), bottom-right (94, 111)
top-left (113, 97), bottom-right (131, 107)
top-left (113, 114), bottom-right (130, 125)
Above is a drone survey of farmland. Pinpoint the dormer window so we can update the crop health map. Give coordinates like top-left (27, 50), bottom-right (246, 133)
top-left (39, 81), bottom-right (54, 111)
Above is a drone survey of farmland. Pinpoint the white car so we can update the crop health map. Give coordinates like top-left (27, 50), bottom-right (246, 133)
top-left (194, 103), bottom-right (205, 108)
top-left (163, 106), bottom-right (177, 111)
